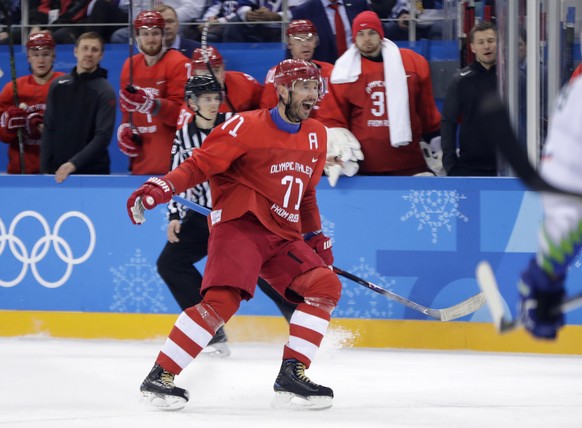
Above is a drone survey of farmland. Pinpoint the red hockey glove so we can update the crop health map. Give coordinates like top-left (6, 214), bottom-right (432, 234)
top-left (127, 177), bottom-right (174, 224)
top-left (304, 231), bottom-right (334, 266)
top-left (0, 106), bottom-right (27, 133)
top-left (25, 111), bottom-right (44, 139)
top-left (117, 123), bottom-right (141, 157)
top-left (119, 86), bottom-right (156, 114)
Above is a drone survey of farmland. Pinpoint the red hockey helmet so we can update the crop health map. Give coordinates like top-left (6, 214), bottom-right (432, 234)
top-left (26, 32), bottom-right (55, 51)
top-left (274, 59), bottom-right (324, 99)
top-left (134, 10), bottom-right (165, 33)
top-left (287, 19), bottom-right (318, 37)
top-left (191, 46), bottom-right (224, 71)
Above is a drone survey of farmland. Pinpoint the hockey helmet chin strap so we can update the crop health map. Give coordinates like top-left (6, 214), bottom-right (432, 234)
top-left (196, 111), bottom-right (212, 121)
top-left (191, 93), bottom-right (223, 122)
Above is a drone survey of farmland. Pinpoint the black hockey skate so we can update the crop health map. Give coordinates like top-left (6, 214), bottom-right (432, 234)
top-left (272, 359), bottom-right (333, 410)
top-left (201, 326), bottom-right (231, 358)
top-left (140, 364), bottom-right (189, 411)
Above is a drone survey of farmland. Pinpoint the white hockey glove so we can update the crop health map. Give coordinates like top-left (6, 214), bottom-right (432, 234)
top-left (419, 136), bottom-right (445, 176)
top-left (324, 127), bottom-right (364, 187)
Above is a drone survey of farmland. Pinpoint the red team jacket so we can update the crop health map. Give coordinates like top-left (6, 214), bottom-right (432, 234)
top-left (221, 71), bottom-right (263, 113)
top-left (0, 72), bottom-right (65, 173)
top-left (119, 49), bottom-right (190, 175)
top-left (259, 60), bottom-right (335, 122)
top-left (319, 49), bottom-right (441, 174)
top-left (165, 109), bottom-right (327, 241)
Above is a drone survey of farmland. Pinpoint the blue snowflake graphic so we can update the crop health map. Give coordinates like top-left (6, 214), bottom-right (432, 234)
top-left (401, 190), bottom-right (469, 243)
top-left (320, 215), bottom-right (335, 243)
top-left (109, 249), bottom-right (168, 313)
top-left (334, 258), bottom-right (394, 318)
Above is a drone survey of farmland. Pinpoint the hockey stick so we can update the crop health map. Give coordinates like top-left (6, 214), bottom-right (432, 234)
top-left (476, 260), bottom-right (582, 333)
top-left (172, 196), bottom-right (486, 320)
top-left (0, 0), bottom-right (25, 173)
top-left (333, 266), bottom-right (485, 321)
top-left (480, 94), bottom-right (582, 199)
top-left (201, 22), bottom-right (212, 76)
top-left (201, 22), bottom-right (224, 92)
top-left (127, 0), bottom-right (135, 92)
top-left (457, 1), bottom-right (466, 68)
top-left (200, 22), bottom-right (235, 111)
top-left (128, 0), bottom-right (134, 87)
top-left (125, 0), bottom-right (141, 145)
top-left (173, 195), bottom-right (209, 215)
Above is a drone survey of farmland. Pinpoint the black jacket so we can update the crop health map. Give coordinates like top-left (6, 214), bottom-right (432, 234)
top-left (441, 61), bottom-right (498, 176)
top-left (41, 65), bottom-right (116, 174)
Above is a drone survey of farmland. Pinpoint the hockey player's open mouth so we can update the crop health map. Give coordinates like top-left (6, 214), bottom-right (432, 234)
top-left (302, 101), bottom-right (314, 113)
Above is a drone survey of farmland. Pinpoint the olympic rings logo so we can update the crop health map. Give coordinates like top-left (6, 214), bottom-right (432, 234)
top-left (0, 210), bottom-right (96, 288)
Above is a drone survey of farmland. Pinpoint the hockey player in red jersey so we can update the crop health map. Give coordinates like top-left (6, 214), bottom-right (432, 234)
top-left (319, 11), bottom-right (442, 176)
top-left (157, 74), bottom-right (298, 358)
top-left (0, 32), bottom-right (64, 174)
top-left (260, 19), bottom-right (335, 123)
top-left (127, 59), bottom-right (341, 411)
top-left (117, 10), bottom-right (190, 175)
top-left (191, 46), bottom-right (263, 113)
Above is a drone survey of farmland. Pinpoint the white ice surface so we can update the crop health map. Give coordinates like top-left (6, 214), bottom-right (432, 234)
top-left (2, 331), bottom-right (582, 428)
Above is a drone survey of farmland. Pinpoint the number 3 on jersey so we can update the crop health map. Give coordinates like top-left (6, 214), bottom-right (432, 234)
top-left (371, 91), bottom-right (385, 117)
